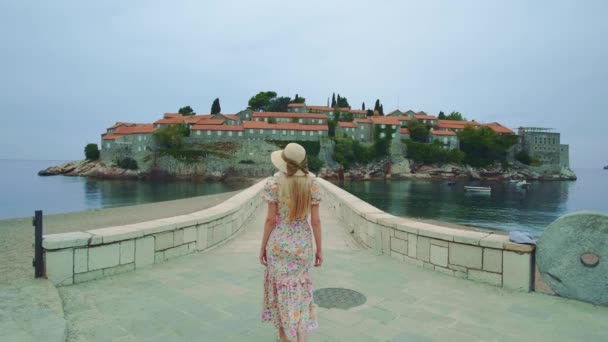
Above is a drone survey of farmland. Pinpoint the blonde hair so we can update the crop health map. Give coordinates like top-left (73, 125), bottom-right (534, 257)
top-left (279, 175), bottom-right (312, 222)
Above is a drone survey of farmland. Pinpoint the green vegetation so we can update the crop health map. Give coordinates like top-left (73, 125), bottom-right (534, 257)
top-left (266, 140), bottom-right (323, 172)
top-left (211, 98), bottom-right (221, 114)
top-left (153, 124), bottom-right (190, 149)
top-left (307, 155), bottom-right (324, 173)
top-left (248, 91), bottom-right (295, 112)
top-left (333, 136), bottom-right (372, 169)
top-left (404, 140), bottom-right (464, 164)
top-left (438, 111), bottom-right (446, 119)
top-left (372, 124), bottom-right (395, 157)
top-left (292, 94), bottom-right (306, 104)
top-left (515, 150), bottom-right (542, 166)
top-left (407, 119), bottom-right (430, 143)
top-left (457, 126), bottom-right (517, 167)
top-left (178, 106), bottom-right (194, 115)
top-left (84, 143), bottom-right (100, 161)
top-left (361, 102), bottom-right (365, 110)
top-left (116, 157), bottom-right (138, 170)
top-left (239, 159), bottom-right (255, 164)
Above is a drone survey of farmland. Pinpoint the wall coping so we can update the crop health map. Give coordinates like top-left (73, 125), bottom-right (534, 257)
top-left (315, 178), bottom-right (534, 253)
top-left (42, 180), bottom-right (266, 250)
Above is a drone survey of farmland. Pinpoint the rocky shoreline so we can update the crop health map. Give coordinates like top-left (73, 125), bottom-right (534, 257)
top-left (39, 158), bottom-right (577, 182)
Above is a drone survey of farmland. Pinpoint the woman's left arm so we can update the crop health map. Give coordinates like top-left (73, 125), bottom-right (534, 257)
top-left (259, 202), bottom-right (278, 266)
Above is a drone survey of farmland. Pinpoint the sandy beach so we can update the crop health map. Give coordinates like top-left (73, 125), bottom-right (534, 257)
top-left (0, 189), bottom-right (244, 287)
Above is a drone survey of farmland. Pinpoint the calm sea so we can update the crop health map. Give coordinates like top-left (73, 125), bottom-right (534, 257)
top-left (0, 160), bottom-right (252, 220)
top-left (334, 168), bottom-right (608, 235)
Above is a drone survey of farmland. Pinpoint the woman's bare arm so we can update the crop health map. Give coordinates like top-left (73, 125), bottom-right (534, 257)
top-left (259, 202), bottom-right (278, 266)
top-left (310, 204), bottom-right (322, 266)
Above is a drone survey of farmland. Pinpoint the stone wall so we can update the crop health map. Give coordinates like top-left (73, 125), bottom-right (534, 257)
top-left (42, 180), bottom-right (266, 285)
top-left (316, 177), bottom-right (536, 291)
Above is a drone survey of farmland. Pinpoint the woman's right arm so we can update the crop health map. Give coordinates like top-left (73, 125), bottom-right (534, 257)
top-left (259, 202), bottom-right (277, 266)
top-left (311, 204), bottom-right (322, 267)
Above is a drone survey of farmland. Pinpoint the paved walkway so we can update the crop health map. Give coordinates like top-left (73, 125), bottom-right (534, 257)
top-left (58, 203), bottom-right (608, 341)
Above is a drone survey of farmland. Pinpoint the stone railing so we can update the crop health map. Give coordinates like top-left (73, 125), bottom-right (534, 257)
top-left (43, 180), bottom-right (266, 286)
top-left (316, 178), bottom-right (535, 291)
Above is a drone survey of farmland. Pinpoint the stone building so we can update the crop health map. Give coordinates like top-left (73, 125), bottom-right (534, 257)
top-left (353, 118), bottom-right (374, 144)
top-left (336, 122), bottom-right (357, 140)
top-left (252, 112), bottom-right (328, 125)
top-left (429, 129), bottom-right (459, 149)
top-left (517, 127), bottom-right (565, 166)
top-left (101, 124), bottom-right (156, 166)
top-left (287, 103), bottom-right (308, 113)
top-left (437, 120), bottom-right (481, 133)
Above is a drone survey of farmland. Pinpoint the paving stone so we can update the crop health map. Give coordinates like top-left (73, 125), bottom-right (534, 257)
top-left (103, 263), bottom-right (135, 277)
top-left (434, 265), bottom-right (454, 276)
top-left (483, 248), bottom-right (503, 273)
top-left (74, 269), bottom-right (103, 283)
top-left (155, 251), bottom-right (164, 264)
top-left (449, 243), bottom-right (482, 269)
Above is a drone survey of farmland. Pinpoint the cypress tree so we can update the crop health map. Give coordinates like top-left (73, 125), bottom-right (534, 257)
top-left (374, 99), bottom-right (380, 111)
top-left (210, 98), bottom-right (221, 114)
top-left (331, 93), bottom-right (336, 107)
top-left (362, 102), bottom-right (365, 110)
top-left (379, 104), bottom-right (384, 116)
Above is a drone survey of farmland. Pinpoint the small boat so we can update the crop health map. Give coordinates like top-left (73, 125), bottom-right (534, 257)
top-left (509, 179), bottom-right (519, 183)
top-left (464, 186), bottom-right (491, 193)
top-left (604, 165), bottom-right (608, 170)
top-left (516, 180), bottom-right (530, 189)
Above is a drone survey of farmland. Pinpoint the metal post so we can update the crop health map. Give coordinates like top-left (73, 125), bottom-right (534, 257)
top-left (32, 210), bottom-right (44, 278)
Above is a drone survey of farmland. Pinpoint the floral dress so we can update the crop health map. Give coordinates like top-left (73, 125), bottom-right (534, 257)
top-left (261, 172), bottom-right (321, 339)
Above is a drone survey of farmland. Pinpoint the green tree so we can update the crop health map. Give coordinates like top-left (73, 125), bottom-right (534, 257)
top-left (292, 94), bottom-right (306, 104)
top-left (248, 91), bottom-right (277, 111)
top-left (362, 102), bottom-right (365, 110)
top-left (153, 124), bottom-right (190, 149)
top-left (84, 143), bottom-right (100, 161)
top-left (307, 155), bottom-right (324, 173)
top-left (336, 94), bottom-right (349, 108)
top-left (266, 96), bottom-right (292, 112)
top-left (331, 93), bottom-right (336, 107)
top-left (408, 119), bottom-right (430, 143)
top-left (438, 111), bottom-right (446, 119)
top-left (210, 98), bottom-right (221, 114)
top-left (445, 111), bottom-right (465, 121)
top-left (366, 109), bottom-right (374, 117)
top-left (379, 104), bottom-right (384, 116)
top-left (116, 157), bottom-right (138, 170)
top-left (404, 140), bottom-right (464, 164)
top-left (333, 136), bottom-right (372, 169)
top-left (178, 106), bottom-right (194, 115)
top-left (457, 126), bottom-right (517, 167)
top-left (374, 99), bottom-right (380, 111)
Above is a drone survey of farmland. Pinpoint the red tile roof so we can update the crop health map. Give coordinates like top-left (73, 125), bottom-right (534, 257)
top-left (438, 120), bottom-right (480, 129)
top-left (400, 128), bottom-right (410, 134)
top-left (338, 122), bottom-right (357, 128)
top-left (396, 115), bottom-right (412, 121)
top-left (191, 125), bottom-right (244, 131)
top-left (108, 122), bottom-right (137, 130)
top-left (193, 119), bottom-right (225, 125)
top-left (287, 103), bottom-right (306, 108)
top-left (349, 109), bottom-right (367, 114)
top-left (431, 130), bottom-right (457, 136)
top-left (355, 118), bottom-right (372, 124)
top-left (415, 114), bottom-right (438, 120)
top-left (102, 133), bottom-right (123, 140)
top-left (114, 124), bottom-right (156, 134)
top-left (163, 113), bottom-right (182, 118)
top-left (243, 121), bottom-right (328, 131)
top-left (307, 105), bottom-right (349, 112)
top-left (184, 115), bottom-right (213, 124)
top-left (154, 117), bottom-right (186, 125)
top-left (252, 112), bottom-right (328, 119)
top-left (224, 114), bottom-right (240, 121)
top-left (371, 116), bottom-right (400, 125)
top-left (482, 122), bottom-right (514, 134)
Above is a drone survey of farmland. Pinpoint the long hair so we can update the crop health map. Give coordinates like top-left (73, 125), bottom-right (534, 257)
top-left (279, 175), bottom-right (312, 222)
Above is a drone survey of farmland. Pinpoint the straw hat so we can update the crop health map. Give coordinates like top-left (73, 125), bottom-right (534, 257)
top-left (270, 143), bottom-right (309, 176)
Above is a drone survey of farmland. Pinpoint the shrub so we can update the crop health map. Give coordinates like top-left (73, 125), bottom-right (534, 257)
top-left (333, 136), bottom-right (373, 169)
top-left (404, 140), bottom-right (464, 164)
top-left (116, 157), bottom-right (138, 170)
top-left (153, 124), bottom-right (190, 149)
top-left (457, 126), bottom-right (517, 167)
top-left (84, 143), bottom-right (100, 161)
top-left (307, 155), bottom-right (324, 173)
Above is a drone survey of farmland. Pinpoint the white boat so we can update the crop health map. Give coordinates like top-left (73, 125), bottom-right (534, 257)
top-left (509, 179), bottom-right (519, 183)
top-left (517, 180), bottom-right (530, 189)
top-left (464, 186), bottom-right (492, 193)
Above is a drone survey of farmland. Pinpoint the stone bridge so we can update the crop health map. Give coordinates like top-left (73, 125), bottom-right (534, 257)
top-left (8, 179), bottom-right (608, 341)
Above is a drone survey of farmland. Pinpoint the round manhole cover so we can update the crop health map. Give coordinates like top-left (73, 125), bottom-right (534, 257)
top-left (313, 288), bottom-right (366, 309)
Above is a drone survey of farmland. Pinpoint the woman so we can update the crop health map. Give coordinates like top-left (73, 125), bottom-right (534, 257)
top-left (260, 143), bottom-right (323, 342)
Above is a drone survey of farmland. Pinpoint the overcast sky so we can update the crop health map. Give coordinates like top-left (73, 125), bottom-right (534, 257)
top-left (1, 0), bottom-right (606, 168)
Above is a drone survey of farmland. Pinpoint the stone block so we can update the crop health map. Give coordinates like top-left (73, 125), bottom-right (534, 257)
top-left (483, 248), bottom-right (503, 273)
top-left (479, 233), bottom-right (508, 249)
top-left (449, 243), bottom-right (482, 269)
top-left (503, 251), bottom-right (532, 291)
top-left (74, 248), bottom-right (88, 273)
top-left (416, 223), bottom-right (456, 241)
top-left (155, 251), bottom-right (165, 263)
top-left (174, 229), bottom-right (184, 246)
top-left (390, 251), bottom-right (404, 261)
top-left (430, 245), bottom-right (448, 267)
top-left (135, 236), bottom-right (154, 268)
top-left (88, 243), bottom-right (120, 271)
top-left (416, 236), bottom-right (430, 262)
top-left (434, 265), bottom-right (454, 276)
top-left (390, 237), bottom-right (407, 255)
top-left (504, 242), bottom-right (535, 253)
top-left (197, 225), bottom-right (209, 251)
top-left (74, 269), bottom-right (103, 283)
top-left (120, 240), bottom-right (135, 265)
top-left (407, 234), bottom-right (417, 258)
top-left (155, 232), bottom-right (174, 251)
top-left (395, 230), bottom-right (407, 240)
top-left (87, 225), bottom-right (143, 244)
top-left (103, 263), bottom-right (134, 277)
top-left (45, 249), bottom-right (73, 285)
top-left (468, 269), bottom-right (502, 287)
top-left (43, 232), bottom-right (91, 250)
top-left (164, 244), bottom-right (189, 260)
top-left (448, 264), bottom-right (467, 273)
top-left (452, 230), bottom-right (487, 246)
top-left (183, 227), bottom-right (197, 244)
top-left (430, 239), bottom-right (448, 247)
